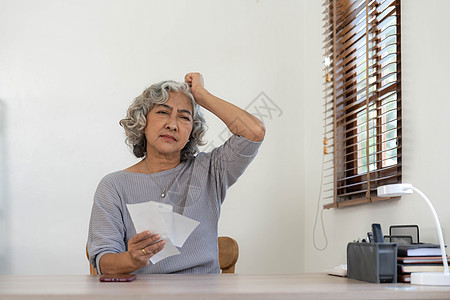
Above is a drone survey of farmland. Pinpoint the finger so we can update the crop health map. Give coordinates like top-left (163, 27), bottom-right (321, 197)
top-left (152, 240), bottom-right (166, 253)
top-left (141, 234), bottom-right (162, 248)
top-left (129, 231), bottom-right (153, 245)
top-left (190, 73), bottom-right (203, 85)
top-left (143, 240), bottom-right (165, 256)
top-left (133, 233), bottom-right (161, 251)
top-left (190, 73), bottom-right (199, 81)
top-left (184, 73), bottom-right (193, 83)
top-left (141, 247), bottom-right (151, 256)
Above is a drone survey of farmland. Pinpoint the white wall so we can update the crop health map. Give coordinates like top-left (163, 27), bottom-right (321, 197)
top-left (3, 0), bottom-right (447, 276)
top-left (0, 0), bottom-right (305, 274)
top-left (303, 0), bottom-right (450, 271)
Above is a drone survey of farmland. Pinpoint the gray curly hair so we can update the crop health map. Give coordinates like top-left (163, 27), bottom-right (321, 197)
top-left (119, 80), bottom-right (207, 161)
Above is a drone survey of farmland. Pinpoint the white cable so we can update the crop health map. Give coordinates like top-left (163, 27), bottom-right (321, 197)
top-left (313, 32), bottom-right (332, 250)
top-left (313, 148), bottom-right (328, 251)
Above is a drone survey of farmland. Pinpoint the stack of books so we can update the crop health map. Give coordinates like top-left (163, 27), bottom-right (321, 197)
top-left (397, 243), bottom-right (448, 283)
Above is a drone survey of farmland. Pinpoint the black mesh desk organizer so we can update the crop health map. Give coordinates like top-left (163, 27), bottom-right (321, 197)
top-left (347, 242), bottom-right (398, 283)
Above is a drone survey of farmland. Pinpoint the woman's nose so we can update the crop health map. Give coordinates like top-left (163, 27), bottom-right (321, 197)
top-left (166, 114), bottom-right (178, 131)
top-left (166, 124), bottom-right (177, 131)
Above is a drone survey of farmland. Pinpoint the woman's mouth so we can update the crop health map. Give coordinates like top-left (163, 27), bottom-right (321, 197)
top-left (160, 134), bottom-right (177, 142)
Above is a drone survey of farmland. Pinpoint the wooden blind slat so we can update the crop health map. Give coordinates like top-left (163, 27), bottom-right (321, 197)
top-left (335, 118), bottom-right (401, 147)
top-left (335, 96), bottom-right (400, 125)
top-left (336, 0), bottom-right (368, 32)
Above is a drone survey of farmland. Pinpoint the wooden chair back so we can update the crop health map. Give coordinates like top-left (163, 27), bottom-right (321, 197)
top-left (86, 245), bottom-right (98, 275)
top-left (218, 236), bottom-right (239, 273)
top-left (86, 236), bottom-right (239, 274)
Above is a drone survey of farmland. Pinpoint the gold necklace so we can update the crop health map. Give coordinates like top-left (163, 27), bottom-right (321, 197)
top-left (143, 158), bottom-right (178, 198)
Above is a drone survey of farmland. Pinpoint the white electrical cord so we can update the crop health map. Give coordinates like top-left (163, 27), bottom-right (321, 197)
top-left (313, 147), bottom-right (328, 251)
top-left (313, 51), bottom-right (332, 251)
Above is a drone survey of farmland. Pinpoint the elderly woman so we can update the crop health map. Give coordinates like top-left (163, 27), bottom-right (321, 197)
top-left (88, 73), bottom-right (265, 275)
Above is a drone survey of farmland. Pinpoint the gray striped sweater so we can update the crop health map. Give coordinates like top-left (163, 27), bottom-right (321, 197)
top-left (87, 135), bottom-right (261, 274)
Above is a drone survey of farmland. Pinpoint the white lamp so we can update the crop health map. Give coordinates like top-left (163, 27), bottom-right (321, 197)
top-left (377, 183), bottom-right (450, 286)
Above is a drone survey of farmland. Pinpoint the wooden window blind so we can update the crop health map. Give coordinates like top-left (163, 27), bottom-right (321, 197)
top-left (322, 0), bottom-right (402, 208)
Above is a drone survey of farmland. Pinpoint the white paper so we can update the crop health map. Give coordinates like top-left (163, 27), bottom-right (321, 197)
top-left (150, 239), bottom-right (180, 264)
top-left (126, 201), bottom-right (172, 239)
top-left (145, 201), bottom-right (173, 241)
top-left (126, 201), bottom-right (200, 264)
top-left (171, 213), bottom-right (200, 247)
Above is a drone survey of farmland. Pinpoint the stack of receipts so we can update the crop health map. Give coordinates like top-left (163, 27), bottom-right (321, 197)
top-left (126, 201), bottom-right (200, 264)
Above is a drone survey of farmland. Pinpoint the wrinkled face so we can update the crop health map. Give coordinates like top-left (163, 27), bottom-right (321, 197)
top-left (144, 92), bottom-right (194, 159)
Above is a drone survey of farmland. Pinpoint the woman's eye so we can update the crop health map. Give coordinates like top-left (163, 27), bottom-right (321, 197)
top-left (157, 111), bottom-right (168, 115)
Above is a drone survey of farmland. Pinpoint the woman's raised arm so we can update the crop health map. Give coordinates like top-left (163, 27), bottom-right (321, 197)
top-left (185, 73), bottom-right (265, 142)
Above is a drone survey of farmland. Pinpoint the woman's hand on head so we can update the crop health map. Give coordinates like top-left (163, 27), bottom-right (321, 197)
top-left (184, 72), bottom-right (207, 96)
top-left (184, 72), bottom-right (265, 142)
top-left (126, 231), bottom-right (165, 269)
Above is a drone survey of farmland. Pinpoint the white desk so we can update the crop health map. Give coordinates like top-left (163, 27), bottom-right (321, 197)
top-left (1, 273), bottom-right (450, 300)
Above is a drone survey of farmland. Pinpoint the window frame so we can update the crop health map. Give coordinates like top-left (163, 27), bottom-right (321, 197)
top-left (323, 0), bottom-right (402, 208)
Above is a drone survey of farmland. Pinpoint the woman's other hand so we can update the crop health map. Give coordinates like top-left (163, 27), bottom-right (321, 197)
top-left (127, 231), bottom-right (166, 269)
top-left (184, 72), bottom-right (206, 96)
top-left (99, 231), bottom-right (165, 274)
